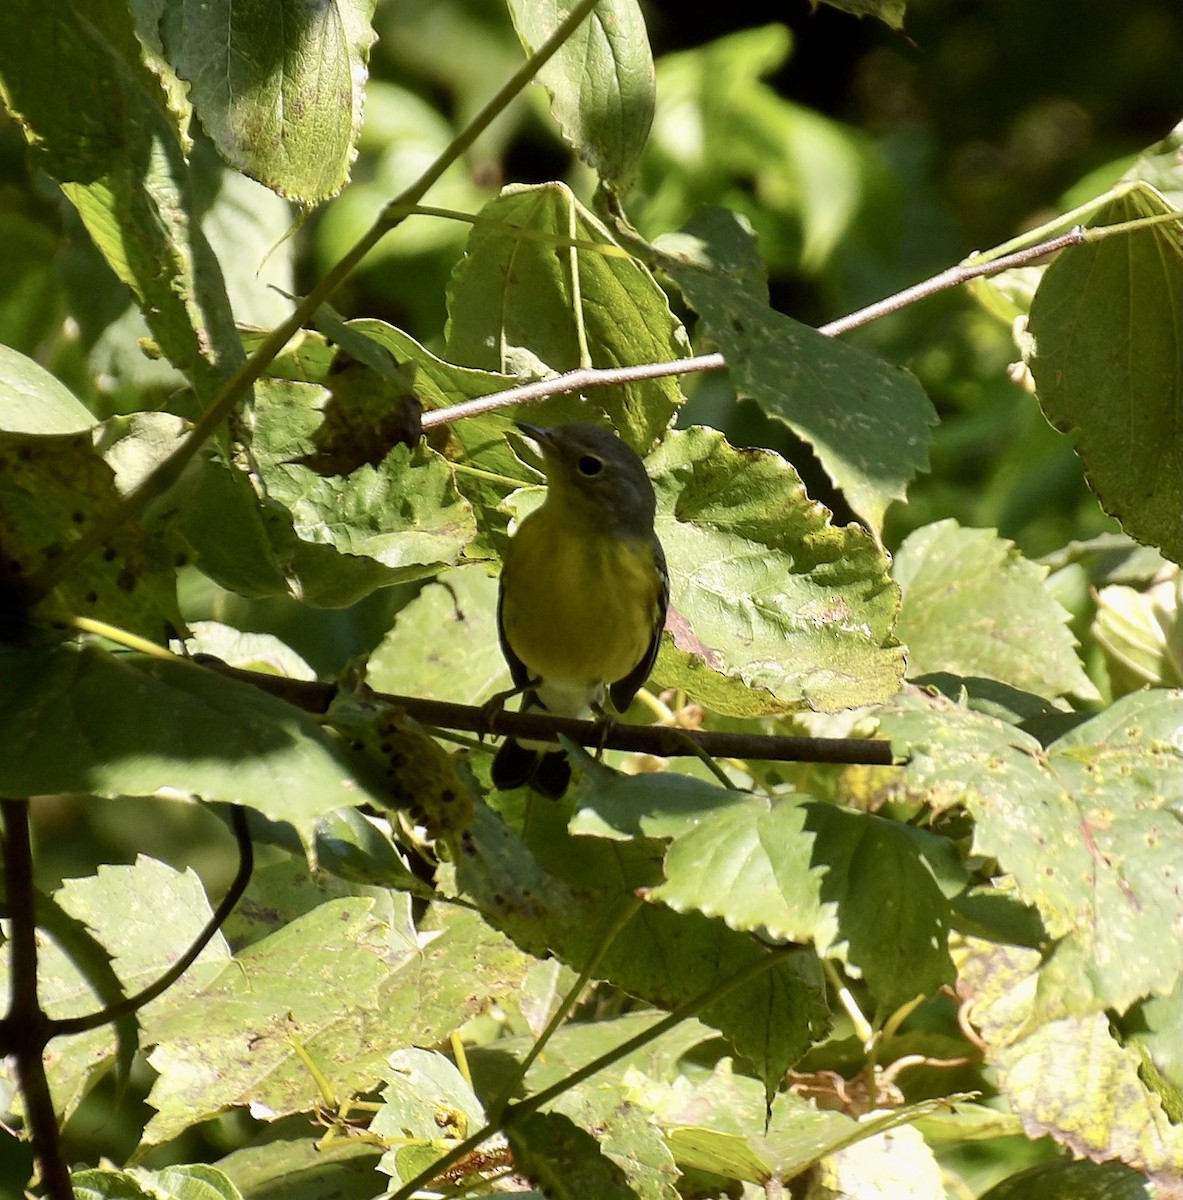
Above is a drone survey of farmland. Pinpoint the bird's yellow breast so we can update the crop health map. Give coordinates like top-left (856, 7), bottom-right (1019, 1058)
top-left (500, 506), bottom-right (661, 694)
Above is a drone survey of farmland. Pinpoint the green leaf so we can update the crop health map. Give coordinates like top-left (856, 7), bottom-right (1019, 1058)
top-left (809, 1122), bottom-right (946, 1200)
top-left (0, 0), bottom-right (244, 411)
top-left (0, 643), bottom-right (381, 843)
top-left (881, 689), bottom-right (1183, 1019)
top-left (163, 0), bottom-right (378, 204)
top-left (251, 377), bottom-right (476, 601)
top-left (641, 1060), bottom-right (948, 1183)
top-left (215, 1116), bottom-right (382, 1200)
top-left (367, 565), bottom-right (509, 704)
top-left (978, 1158), bottom-right (1154, 1200)
top-left (445, 183), bottom-right (688, 451)
top-left (197, 150), bottom-right (297, 329)
top-left (451, 798), bottom-right (829, 1099)
top-left (648, 426), bottom-right (905, 714)
top-left (655, 207), bottom-right (935, 532)
top-left (893, 519), bottom-right (1099, 702)
top-left (1123, 119), bottom-right (1183, 218)
top-left (374, 1048), bottom-right (486, 1184)
top-left (0, 429), bottom-right (182, 640)
top-left (1027, 186), bottom-right (1183, 564)
top-left (0, 343), bottom-right (95, 433)
top-left (958, 939), bottom-right (1183, 1185)
top-left (72, 1164), bottom-right (244, 1200)
top-left (1093, 572), bottom-right (1183, 693)
top-left (581, 775), bottom-right (956, 1012)
top-left (139, 898), bottom-right (524, 1146)
top-left (507, 1111), bottom-right (637, 1200)
top-left (508, 0), bottom-right (655, 190)
top-left (546, 1082), bottom-right (681, 1200)
top-left (0, 855), bottom-right (230, 1123)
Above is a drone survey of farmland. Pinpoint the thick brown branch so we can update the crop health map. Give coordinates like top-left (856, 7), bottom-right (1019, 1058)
top-left (0, 801), bottom-right (72, 1200)
top-left (201, 660), bottom-right (898, 767)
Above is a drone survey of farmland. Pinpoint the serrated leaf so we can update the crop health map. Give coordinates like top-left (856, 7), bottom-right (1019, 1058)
top-left (0, 642), bottom-right (382, 844)
top-left (580, 775), bottom-right (956, 1012)
top-left (641, 1060), bottom-right (949, 1183)
top-left (163, 0), bottom-right (377, 204)
top-left (345, 319), bottom-right (601, 558)
top-left (451, 797), bottom-right (829, 1099)
top-left (1027, 186), bottom-right (1183, 564)
top-left (893, 519), bottom-right (1099, 702)
top-left (131, 894), bottom-right (531, 1147)
top-left (0, 856), bottom-right (230, 1123)
top-left (648, 426), bottom-right (905, 714)
top-left (881, 689), bottom-right (1183, 1018)
top-left (140, 897), bottom-right (400, 1145)
top-left (375, 1048), bottom-right (486, 1184)
top-left (367, 565), bottom-right (509, 704)
top-left (0, 0), bottom-right (244, 411)
top-left (958, 939), bottom-right (1183, 1185)
top-left (508, 0), bottom-right (655, 190)
top-left (655, 208), bottom-right (935, 533)
top-left (445, 183), bottom-right (687, 451)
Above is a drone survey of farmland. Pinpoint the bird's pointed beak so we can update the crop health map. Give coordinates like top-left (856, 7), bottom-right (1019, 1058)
top-left (514, 421), bottom-right (555, 447)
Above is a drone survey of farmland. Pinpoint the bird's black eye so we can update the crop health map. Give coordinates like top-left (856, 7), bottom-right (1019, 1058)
top-left (577, 454), bottom-right (604, 477)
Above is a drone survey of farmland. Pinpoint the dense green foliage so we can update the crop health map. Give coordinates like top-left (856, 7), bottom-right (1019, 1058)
top-left (0, 1), bottom-right (1180, 1198)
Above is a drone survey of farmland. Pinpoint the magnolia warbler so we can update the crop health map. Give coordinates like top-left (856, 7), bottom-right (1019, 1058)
top-left (492, 422), bottom-right (668, 797)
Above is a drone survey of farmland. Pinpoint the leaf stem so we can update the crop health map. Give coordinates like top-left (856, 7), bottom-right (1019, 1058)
top-left (68, 615), bottom-right (179, 660)
top-left (486, 894), bottom-right (644, 1123)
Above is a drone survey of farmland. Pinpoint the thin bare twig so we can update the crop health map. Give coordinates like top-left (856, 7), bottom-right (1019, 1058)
top-left (418, 225), bottom-right (1102, 429)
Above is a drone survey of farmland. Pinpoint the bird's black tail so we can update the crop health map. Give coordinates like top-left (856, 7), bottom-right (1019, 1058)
top-left (491, 737), bottom-right (571, 798)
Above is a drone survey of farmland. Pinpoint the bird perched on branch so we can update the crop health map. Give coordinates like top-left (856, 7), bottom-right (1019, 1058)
top-left (492, 421), bottom-right (668, 797)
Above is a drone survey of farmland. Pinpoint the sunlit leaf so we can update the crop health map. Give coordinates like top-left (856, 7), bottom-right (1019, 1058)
top-left (1027, 186), bottom-right (1183, 564)
top-left (649, 426), bottom-right (905, 714)
top-left (656, 208), bottom-right (935, 533)
top-left (882, 689), bottom-right (1183, 1019)
top-left (163, 0), bottom-right (378, 204)
top-left (958, 939), bottom-right (1183, 1184)
top-left (0, 0), bottom-right (243, 410)
top-left (894, 519), bottom-right (1099, 702)
top-left (508, 0), bottom-right (655, 190)
top-left (445, 183), bottom-right (687, 451)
